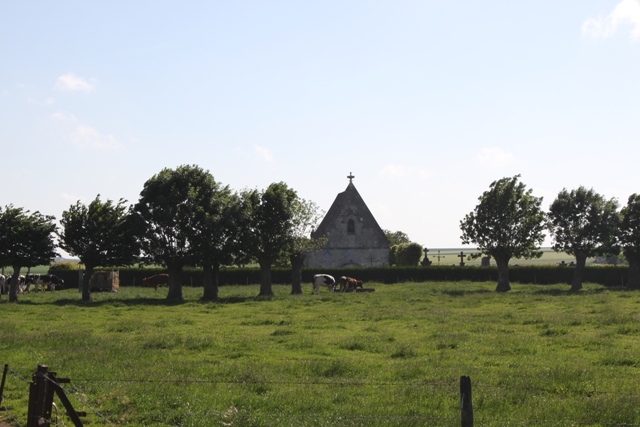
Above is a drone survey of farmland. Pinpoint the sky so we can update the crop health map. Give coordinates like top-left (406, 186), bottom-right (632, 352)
top-left (2, 0), bottom-right (640, 253)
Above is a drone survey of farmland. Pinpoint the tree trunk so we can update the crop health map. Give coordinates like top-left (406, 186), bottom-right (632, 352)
top-left (202, 263), bottom-right (220, 301)
top-left (495, 256), bottom-right (511, 292)
top-left (571, 253), bottom-right (587, 292)
top-left (258, 258), bottom-right (274, 296)
top-left (627, 257), bottom-right (640, 290)
top-left (166, 263), bottom-right (184, 301)
top-left (290, 252), bottom-right (306, 295)
top-left (9, 266), bottom-right (21, 302)
top-left (82, 264), bottom-right (94, 302)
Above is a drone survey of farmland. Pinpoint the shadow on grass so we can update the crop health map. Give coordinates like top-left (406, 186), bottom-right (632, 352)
top-left (46, 295), bottom-right (256, 307)
top-left (441, 289), bottom-right (494, 297)
top-left (532, 287), bottom-right (611, 296)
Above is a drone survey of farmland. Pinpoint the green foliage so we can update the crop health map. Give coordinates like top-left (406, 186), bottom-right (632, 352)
top-left (237, 182), bottom-right (299, 295)
top-left (393, 242), bottom-right (423, 266)
top-left (49, 261), bottom-right (79, 271)
top-left (287, 197), bottom-right (325, 257)
top-left (0, 205), bottom-right (58, 300)
top-left (134, 165), bottom-right (225, 300)
top-left (460, 175), bottom-right (546, 261)
top-left (460, 175), bottom-right (546, 291)
top-left (548, 186), bottom-right (620, 259)
top-left (4, 283), bottom-right (640, 426)
top-left (135, 165), bottom-right (217, 268)
top-left (59, 195), bottom-right (140, 270)
top-left (620, 194), bottom-right (640, 289)
top-left (619, 194), bottom-right (640, 260)
top-left (59, 194), bottom-right (141, 301)
top-left (383, 229), bottom-right (411, 245)
top-left (548, 186), bottom-right (620, 291)
top-left (0, 205), bottom-right (58, 269)
top-left (389, 244), bottom-right (398, 265)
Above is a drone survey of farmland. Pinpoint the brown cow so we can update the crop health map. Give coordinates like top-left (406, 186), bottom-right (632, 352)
top-left (338, 276), bottom-right (363, 292)
top-left (142, 274), bottom-right (169, 291)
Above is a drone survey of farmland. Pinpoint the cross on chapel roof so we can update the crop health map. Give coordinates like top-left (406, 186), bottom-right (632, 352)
top-left (347, 172), bottom-right (355, 183)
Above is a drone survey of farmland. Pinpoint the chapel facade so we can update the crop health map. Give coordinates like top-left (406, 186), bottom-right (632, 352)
top-left (306, 174), bottom-right (390, 268)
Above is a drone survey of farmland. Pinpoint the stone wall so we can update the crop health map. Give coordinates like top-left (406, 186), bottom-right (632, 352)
top-left (305, 248), bottom-right (389, 268)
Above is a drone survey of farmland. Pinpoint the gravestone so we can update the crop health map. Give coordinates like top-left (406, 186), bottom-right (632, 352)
top-left (421, 247), bottom-right (432, 266)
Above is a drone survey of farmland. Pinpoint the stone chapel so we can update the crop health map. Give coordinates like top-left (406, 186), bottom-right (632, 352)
top-left (306, 173), bottom-right (390, 268)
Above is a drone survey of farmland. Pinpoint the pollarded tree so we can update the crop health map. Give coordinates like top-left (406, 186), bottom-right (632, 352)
top-left (620, 194), bottom-right (640, 290)
top-left (0, 205), bottom-right (58, 302)
top-left (287, 198), bottom-right (325, 295)
top-left (237, 182), bottom-right (298, 297)
top-left (460, 175), bottom-right (546, 292)
top-left (59, 195), bottom-right (141, 302)
top-left (548, 186), bottom-right (619, 292)
top-left (191, 184), bottom-right (243, 301)
top-left (134, 165), bottom-right (220, 301)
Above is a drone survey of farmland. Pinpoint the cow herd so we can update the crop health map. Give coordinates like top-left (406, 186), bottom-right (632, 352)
top-left (312, 274), bottom-right (363, 294)
top-left (0, 273), bottom-right (65, 295)
top-left (0, 272), bottom-right (359, 296)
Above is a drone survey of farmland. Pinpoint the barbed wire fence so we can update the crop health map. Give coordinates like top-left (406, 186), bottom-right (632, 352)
top-left (3, 363), bottom-right (640, 426)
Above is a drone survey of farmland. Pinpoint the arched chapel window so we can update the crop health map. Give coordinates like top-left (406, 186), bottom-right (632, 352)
top-left (347, 219), bottom-right (355, 234)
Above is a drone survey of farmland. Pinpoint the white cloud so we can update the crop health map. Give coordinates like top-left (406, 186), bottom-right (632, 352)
top-left (379, 163), bottom-right (430, 180)
top-left (55, 73), bottom-right (95, 92)
top-left (254, 145), bottom-right (274, 163)
top-left (51, 111), bottom-right (78, 122)
top-left (51, 111), bottom-right (122, 151)
top-left (477, 147), bottom-right (517, 169)
top-left (582, 0), bottom-right (640, 40)
top-left (73, 125), bottom-right (122, 151)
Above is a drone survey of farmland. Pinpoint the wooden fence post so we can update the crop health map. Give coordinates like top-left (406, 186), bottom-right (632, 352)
top-left (26, 364), bottom-right (85, 427)
top-left (460, 375), bottom-right (473, 427)
top-left (27, 365), bottom-right (53, 427)
top-left (0, 364), bottom-right (8, 403)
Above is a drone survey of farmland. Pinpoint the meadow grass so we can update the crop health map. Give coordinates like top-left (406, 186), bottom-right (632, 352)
top-left (2, 282), bottom-right (640, 426)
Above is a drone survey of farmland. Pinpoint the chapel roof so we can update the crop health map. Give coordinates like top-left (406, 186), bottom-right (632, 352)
top-left (311, 177), bottom-right (389, 245)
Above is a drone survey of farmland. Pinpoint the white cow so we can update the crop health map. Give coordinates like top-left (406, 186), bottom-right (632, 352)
top-left (312, 274), bottom-right (336, 294)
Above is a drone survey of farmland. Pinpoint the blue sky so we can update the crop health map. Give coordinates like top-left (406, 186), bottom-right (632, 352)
top-left (2, 0), bottom-right (640, 252)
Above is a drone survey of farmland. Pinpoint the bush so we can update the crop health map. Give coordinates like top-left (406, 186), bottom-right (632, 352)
top-left (49, 261), bottom-right (80, 271)
top-left (394, 242), bottom-right (423, 266)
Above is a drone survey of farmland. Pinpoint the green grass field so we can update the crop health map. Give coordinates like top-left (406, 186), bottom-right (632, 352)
top-left (2, 282), bottom-right (640, 426)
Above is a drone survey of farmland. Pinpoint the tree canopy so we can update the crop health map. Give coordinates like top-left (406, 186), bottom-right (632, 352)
top-left (620, 194), bottom-right (640, 289)
top-left (237, 182), bottom-right (298, 296)
top-left (0, 205), bottom-right (58, 302)
top-left (59, 195), bottom-right (141, 301)
top-left (134, 164), bottom-right (222, 300)
top-left (190, 182), bottom-right (241, 301)
top-left (384, 230), bottom-right (411, 246)
top-left (548, 186), bottom-right (619, 291)
top-left (460, 175), bottom-right (546, 292)
top-left (286, 198), bottom-right (325, 294)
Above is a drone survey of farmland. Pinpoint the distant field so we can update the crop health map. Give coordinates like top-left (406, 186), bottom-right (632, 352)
top-left (427, 247), bottom-right (580, 266)
top-left (2, 282), bottom-right (640, 426)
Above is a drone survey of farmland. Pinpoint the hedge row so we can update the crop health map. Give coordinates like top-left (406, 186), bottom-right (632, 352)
top-left (48, 264), bottom-right (630, 290)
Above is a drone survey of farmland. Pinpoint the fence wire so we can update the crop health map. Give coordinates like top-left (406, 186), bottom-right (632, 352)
top-left (4, 363), bottom-right (640, 427)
